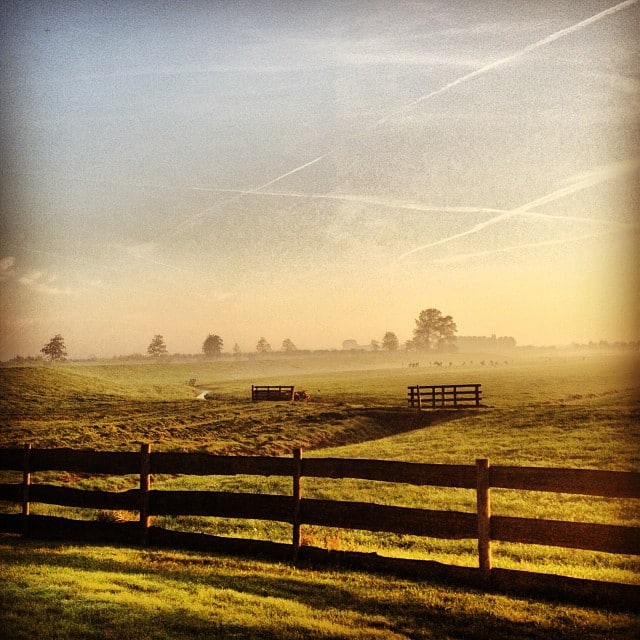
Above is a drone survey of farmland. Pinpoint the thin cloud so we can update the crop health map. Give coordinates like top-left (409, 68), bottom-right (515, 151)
top-left (31, 283), bottom-right (73, 296)
top-left (0, 256), bottom-right (16, 280)
top-left (2, 255), bottom-right (96, 297)
top-left (17, 268), bottom-right (71, 296)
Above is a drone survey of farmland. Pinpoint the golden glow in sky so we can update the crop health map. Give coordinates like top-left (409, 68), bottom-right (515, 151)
top-left (1, 1), bottom-right (638, 358)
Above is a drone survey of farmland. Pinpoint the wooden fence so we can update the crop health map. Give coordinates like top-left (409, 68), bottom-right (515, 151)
top-left (408, 384), bottom-right (481, 409)
top-left (0, 445), bottom-right (639, 609)
top-left (251, 385), bottom-right (295, 401)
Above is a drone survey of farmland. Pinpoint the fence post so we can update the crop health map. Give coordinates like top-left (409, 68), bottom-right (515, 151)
top-left (476, 458), bottom-right (491, 580)
top-left (475, 384), bottom-right (481, 407)
top-left (140, 443), bottom-right (151, 546)
top-left (22, 444), bottom-right (31, 536)
top-left (416, 385), bottom-right (422, 411)
top-left (292, 448), bottom-right (302, 562)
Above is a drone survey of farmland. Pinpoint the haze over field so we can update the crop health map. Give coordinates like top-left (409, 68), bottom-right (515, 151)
top-left (1, 1), bottom-right (638, 359)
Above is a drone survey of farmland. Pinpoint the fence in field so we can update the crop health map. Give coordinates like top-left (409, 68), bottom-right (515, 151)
top-left (251, 385), bottom-right (295, 401)
top-left (408, 384), bottom-right (482, 409)
top-left (0, 445), bottom-right (638, 609)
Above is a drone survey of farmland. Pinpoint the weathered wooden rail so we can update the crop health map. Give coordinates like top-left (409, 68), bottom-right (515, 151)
top-left (408, 384), bottom-right (481, 409)
top-left (251, 385), bottom-right (295, 401)
top-left (0, 445), bottom-right (639, 609)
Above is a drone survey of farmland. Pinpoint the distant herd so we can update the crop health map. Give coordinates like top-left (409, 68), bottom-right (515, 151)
top-left (408, 360), bottom-right (510, 368)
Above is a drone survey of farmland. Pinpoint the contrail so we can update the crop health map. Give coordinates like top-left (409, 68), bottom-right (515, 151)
top-left (55, 172), bottom-right (635, 234)
top-left (431, 230), bottom-right (617, 264)
top-left (261, 0), bottom-right (638, 187)
top-left (398, 159), bottom-right (639, 260)
top-left (153, 156), bottom-right (327, 239)
top-left (208, 187), bottom-right (505, 215)
top-left (138, 181), bottom-right (637, 228)
top-left (155, 0), bottom-right (638, 238)
top-left (252, 0), bottom-right (639, 184)
top-left (253, 154), bottom-right (328, 191)
top-left (377, 0), bottom-right (639, 125)
top-left (519, 211), bottom-right (634, 229)
top-left (49, 1), bottom-right (640, 245)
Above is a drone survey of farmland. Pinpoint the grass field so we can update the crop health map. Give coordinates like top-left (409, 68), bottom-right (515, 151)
top-left (1, 350), bottom-right (639, 638)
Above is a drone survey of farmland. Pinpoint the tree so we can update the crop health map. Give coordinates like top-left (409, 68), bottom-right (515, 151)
top-left (281, 338), bottom-right (297, 352)
top-left (147, 334), bottom-right (167, 357)
top-left (256, 337), bottom-right (271, 353)
top-left (232, 343), bottom-right (242, 357)
top-left (413, 308), bottom-right (457, 351)
top-left (370, 339), bottom-right (380, 351)
top-left (202, 334), bottom-right (223, 358)
top-left (41, 334), bottom-right (67, 361)
top-left (382, 331), bottom-right (399, 352)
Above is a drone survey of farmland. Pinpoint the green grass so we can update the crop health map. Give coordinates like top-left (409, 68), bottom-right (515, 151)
top-left (1, 538), bottom-right (639, 640)
top-left (1, 350), bottom-right (639, 637)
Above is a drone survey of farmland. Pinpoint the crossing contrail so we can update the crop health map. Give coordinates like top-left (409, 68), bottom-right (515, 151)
top-left (57, 0), bottom-right (640, 247)
top-left (155, 0), bottom-right (638, 238)
top-left (398, 159), bottom-right (639, 260)
top-left (207, 187), bottom-right (505, 215)
top-left (206, 187), bottom-right (635, 229)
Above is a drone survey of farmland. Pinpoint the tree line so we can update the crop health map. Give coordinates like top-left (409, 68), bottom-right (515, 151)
top-left (146, 308), bottom-right (460, 359)
top-left (36, 308), bottom-right (466, 362)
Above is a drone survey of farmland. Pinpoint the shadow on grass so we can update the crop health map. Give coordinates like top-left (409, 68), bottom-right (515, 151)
top-left (308, 407), bottom-right (478, 450)
top-left (357, 407), bottom-right (477, 430)
top-left (2, 537), bottom-right (636, 640)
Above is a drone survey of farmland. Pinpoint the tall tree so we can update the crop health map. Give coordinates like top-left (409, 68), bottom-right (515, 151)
top-left (147, 334), bottom-right (167, 357)
top-left (202, 334), bottom-right (223, 358)
top-left (232, 343), bottom-right (242, 357)
top-left (40, 334), bottom-right (67, 361)
top-left (382, 331), bottom-right (399, 351)
top-left (256, 337), bottom-right (271, 353)
top-left (281, 338), bottom-right (297, 352)
top-left (413, 308), bottom-right (457, 351)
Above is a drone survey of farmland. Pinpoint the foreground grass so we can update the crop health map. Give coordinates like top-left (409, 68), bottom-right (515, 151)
top-left (1, 537), bottom-right (638, 640)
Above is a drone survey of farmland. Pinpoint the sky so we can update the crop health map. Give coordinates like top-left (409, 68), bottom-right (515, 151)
top-left (1, 0), bottom-right (638, 359)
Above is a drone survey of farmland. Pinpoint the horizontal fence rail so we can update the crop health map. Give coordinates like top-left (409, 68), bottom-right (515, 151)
top-left (408, 384), bottom-right (481, 409)
top-left (251, 385), bottom-right (295, 402)
top-left (1, 444), bottom-right (639, 609)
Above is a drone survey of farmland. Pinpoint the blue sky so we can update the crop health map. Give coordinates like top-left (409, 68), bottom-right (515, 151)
top-left (1, 1), bottom-right (638, 358)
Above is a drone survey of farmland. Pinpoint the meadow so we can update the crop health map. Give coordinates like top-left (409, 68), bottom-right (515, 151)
top-left (0, 349), bottom-right (639, 638)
